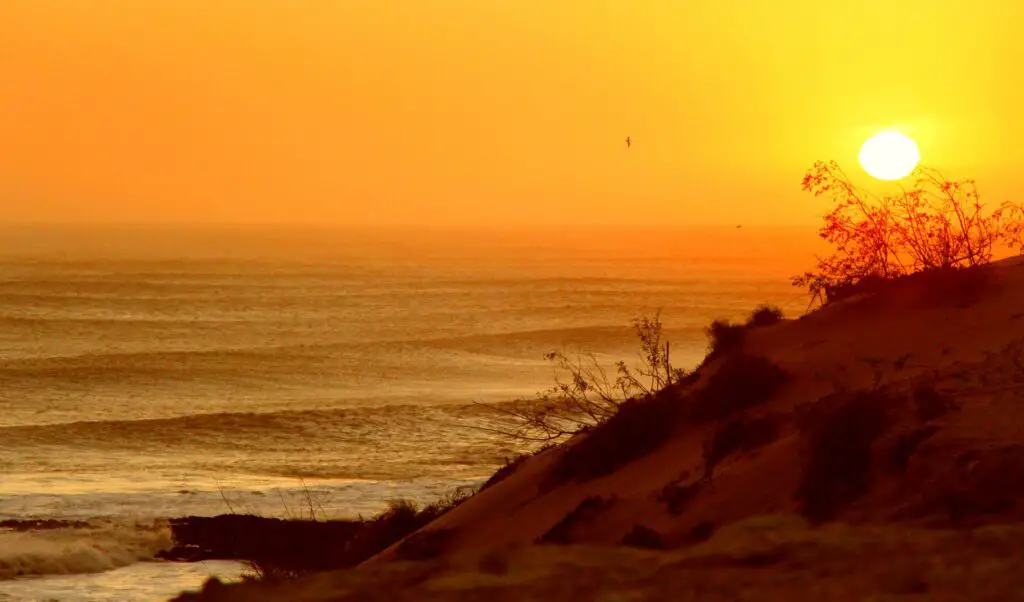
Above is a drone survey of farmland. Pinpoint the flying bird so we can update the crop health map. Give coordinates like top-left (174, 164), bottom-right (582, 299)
top-left (625, 136), bottom-right (631, 148)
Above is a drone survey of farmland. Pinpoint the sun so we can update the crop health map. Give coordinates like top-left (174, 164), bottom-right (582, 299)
top-left (858, 131), bottom-right (920, 181)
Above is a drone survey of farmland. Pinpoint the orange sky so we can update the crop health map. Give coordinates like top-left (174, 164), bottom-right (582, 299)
top-left (1, 1), bottom-right (1021, 227)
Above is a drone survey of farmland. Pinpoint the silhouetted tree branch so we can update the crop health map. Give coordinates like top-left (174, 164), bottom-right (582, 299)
top-left (794, 161), bottom-right (1024, 305)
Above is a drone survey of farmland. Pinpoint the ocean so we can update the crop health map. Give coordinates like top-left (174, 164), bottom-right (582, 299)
top-left (0, 225), bottom-right (814, 601)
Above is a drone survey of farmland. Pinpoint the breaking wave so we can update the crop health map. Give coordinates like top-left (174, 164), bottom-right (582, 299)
top-left (0, 519), bottom-right (172, 580)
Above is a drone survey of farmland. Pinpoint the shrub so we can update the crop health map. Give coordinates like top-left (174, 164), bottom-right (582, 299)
top-left (544, 389), bottom-right (684, 486)
top-left (241, 489), bottom-right (472, 580)
top-left (538, 495), bottom-right (614, 545)
top-left (702, 413), bottom-right (784, 478)
top-left (478, 455), bottom-right (529, 492)
top-left (793, 160), bottom-right (1024, 306)
top-left (705, 319), bottom-right (746, 357)
top-left (912, 265), bottom-right (994, 309)
top-left (620, 525), bottom-right (666, 550)
top-left (658, 480), bottom-right (702, 516)
top-left (796, 390), bottom-right (894, 522)
top-left (160, 515), bottom-right (363, 579)
top-left (746, 304), bottom-right (784, 328)
top-left (691, 354), bottom-right (789, 422)
top-left (478, 443), bottom-right (559, 492)
top-left (686, 520), bottom-right (716, 544)
top-left (480, 311), bottom-right (688, 443)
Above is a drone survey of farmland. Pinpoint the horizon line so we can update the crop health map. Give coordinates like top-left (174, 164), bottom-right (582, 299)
top-left (0, 221), bottom-right (821, 231)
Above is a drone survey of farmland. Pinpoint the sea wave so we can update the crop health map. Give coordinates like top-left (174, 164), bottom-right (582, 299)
top-left (0, 403), bottom-right (501, 445)
top-left (0, 323), bottom-right (694, 364)
top-left (0, 325), bottom-right (659, 391)
top-left (0, 519), bottom-right (172, 580)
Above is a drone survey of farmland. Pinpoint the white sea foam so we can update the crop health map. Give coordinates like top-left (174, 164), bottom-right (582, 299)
top-left (0, 520), bottom-right (171, 580)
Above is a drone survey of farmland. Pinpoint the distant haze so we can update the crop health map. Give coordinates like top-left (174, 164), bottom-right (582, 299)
top-left (1, 1), bottom-right (1020, 227)
top-left (0, 225), bottom-right (824, 271)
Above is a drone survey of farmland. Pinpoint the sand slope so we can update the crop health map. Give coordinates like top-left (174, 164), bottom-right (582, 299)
top-left (366, 257), bottom-right (1024, 557)
top-left (173, 257), bottom-right (1024, 600)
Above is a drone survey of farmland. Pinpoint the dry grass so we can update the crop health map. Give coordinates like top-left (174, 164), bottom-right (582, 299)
top-left (240, 489), bottom-right (473, 580)
top-left (691, 354), bottom-right (790, 422)
top-left (702, 413), bottom-right (784, 478)
top-left (796, 390), bottom-right (894, 522)
top-left (538, 495), bottom-right (615, 545)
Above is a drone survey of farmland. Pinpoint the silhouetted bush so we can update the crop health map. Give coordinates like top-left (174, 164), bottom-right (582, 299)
top-left (482, 312), bottom-right (688, 443)
top-left (796, 390), bottom-right (894, 522)
top-left (538, 495), bottom-right (614, 545)
top-left (544, 389), bottom-right (684, 486)
top-left (912, 265), bottom-right (994, 309)
top-left (175, 487), bottom-right (475, 581)
top-left (158, 515), bottom-right (361, 573)
top-left (619, 525), bottom-right (666, 550)
top-left (746, 304), bottom-right (785, 328)
top-left (821, 273), bottom-right (889, 304)
top-left (479, 443), bottom-right (557, 492)
top-left (702, 413), bottom-right (784, 478)
top-left (479, 455), bottom-right (529, 492)
top-left (793, 160), bottom-right (1024, 306)
top-left (323, 491), bottom-right (470, 567)
top-left (658, 480), bottom-right (702, 516)
top-left (705, 319), bottom-right (746, 357)
top-left (691, 354), bottom-right (789, 422)
top-left (686, 520), bottom-right (716, 544)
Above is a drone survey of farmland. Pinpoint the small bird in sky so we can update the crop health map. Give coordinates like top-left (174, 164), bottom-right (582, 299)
top-left (625, 136), bottom-right (631, 148)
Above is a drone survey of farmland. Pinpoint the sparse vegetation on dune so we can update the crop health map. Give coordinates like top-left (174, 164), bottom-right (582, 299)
top-left (619, 524), bottom-right (667, 550)
top-left (704, 319), bottom-right (746, 358)
top-left (691, 354), bottom-right (790, 422)
top-left (478, 448), bottom-right (541, 492)
top-left (529, 335), bottom-right (787, 488)
top-left (794, 161), bottom-right (1024, 306)
top-left (746, 304), bottom-right (785, 328)
top-left (538, 495), bottom-right (615, 544)
top-left (161, 488), bottom-right (473, 582)
top-left (796, 389), bottom-right (894, 523)
top-left (702, 413), bottom-right (784, 479)
top-left (543, 388), bottom-right (686, 486)
top-left (475, 306), bottom-right (793, 490)
top-left (477, 310), bottom-right (690, 444)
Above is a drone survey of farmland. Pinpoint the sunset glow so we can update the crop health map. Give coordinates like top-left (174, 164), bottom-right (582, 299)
top-left (1, 1), bottom-right (1021, 227)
